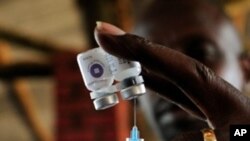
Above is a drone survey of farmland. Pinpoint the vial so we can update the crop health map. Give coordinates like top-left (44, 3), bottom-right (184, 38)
top-left (77, 47), bottom-right (119, 110)
top-left (77, 47), bottom-right (146, 110)
top-left (107, 55), bottom-right (146, 100)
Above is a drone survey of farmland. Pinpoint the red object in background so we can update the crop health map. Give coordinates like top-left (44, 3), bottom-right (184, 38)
top-left (54, 53), bottom-right (118, 141)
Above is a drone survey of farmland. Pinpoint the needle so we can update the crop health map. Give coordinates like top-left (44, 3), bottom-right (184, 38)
top-left (126, 98), bottom-right (144, 141)
top-left (134, 98), bottom-right (137, 126)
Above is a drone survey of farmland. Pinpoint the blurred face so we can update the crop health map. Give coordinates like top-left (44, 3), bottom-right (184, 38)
top-left (138, 22), bottom-right (244, 90)
top-left (134, 0), bottom-right (245, 140)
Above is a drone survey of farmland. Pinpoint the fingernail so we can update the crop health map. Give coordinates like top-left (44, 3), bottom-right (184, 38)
top-left (95, 21), bottom-right (125, 35)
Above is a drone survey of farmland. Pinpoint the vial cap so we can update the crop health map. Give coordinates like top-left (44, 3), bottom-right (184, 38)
top-left (120, 83), bottom-right (146, 100)
top-left (93, 94), bottom-right (119, 110)
top-left (90, 84), bottom-right (118, 99)
top-left (119, 75), bottom-right (144, 90)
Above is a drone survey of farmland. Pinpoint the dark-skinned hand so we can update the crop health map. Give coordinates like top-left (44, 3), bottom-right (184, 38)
top-left (94, 22), bottom-right (250, 141)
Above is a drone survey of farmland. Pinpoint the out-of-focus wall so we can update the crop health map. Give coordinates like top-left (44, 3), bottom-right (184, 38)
top-left (225, 0), bottom-right (250, 96)
top-left (0, 0), bottom-right (87, 140)
top-left (225, 0), bottom-right (250, 49)
top-left (0, 0), bottom-right (87, 50)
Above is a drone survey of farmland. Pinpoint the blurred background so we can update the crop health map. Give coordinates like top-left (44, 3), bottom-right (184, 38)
top-left (0, 0), bottom-right (249, 141)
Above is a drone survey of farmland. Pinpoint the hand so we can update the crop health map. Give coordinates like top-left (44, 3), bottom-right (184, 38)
top-left (94, 22), bottom-right (250, 140)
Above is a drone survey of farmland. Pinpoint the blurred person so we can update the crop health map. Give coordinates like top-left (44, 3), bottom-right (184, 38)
top-left (94, 0), bottom-right (250, 140)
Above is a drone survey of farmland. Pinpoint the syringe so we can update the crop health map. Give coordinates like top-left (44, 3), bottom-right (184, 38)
top-left (126, 99), bottom-right (144, 141)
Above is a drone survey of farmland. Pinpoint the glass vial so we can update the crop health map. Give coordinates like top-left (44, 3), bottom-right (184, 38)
top-left (107, 55), bottom-right (146, 100)
top-left (77, 47), bottom-right (119, 110)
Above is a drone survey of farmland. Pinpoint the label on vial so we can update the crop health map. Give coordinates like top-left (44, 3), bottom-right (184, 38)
top-left (105, 54), bottom-right (117, 73)
top-left (89, 62), bottom-right (104, 78)
top-left (107, 55), bottom-right (133, 74)
top-left (105, 54), bottom-right (142, 80)
top-left (79, 55), bottom-right (107, 82)
top-left (77, 48), bottom-right (113, 90)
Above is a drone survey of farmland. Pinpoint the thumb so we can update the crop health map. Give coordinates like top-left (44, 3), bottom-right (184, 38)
top-left (94, 21), bottom-right (126, 56)
top-left (94, 21), bottom-right (158, 61)
top-left (94, 21), bottom-right (198, 83)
